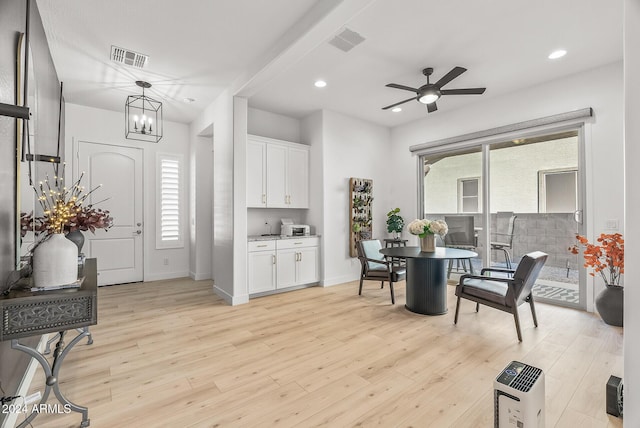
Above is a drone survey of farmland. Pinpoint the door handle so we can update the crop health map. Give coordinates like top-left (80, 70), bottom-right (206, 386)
top-left (133, 230), bottom-right (142, 235)
top-left (573, 210), bottom-right (583, 224)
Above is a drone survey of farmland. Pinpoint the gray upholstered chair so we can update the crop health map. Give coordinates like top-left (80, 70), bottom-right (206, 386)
top-left (356, 239), bottom-right (406, 304)
top-left (490, 212), bottom-right (517, 269)
top-left (444, 215), bottom-right (476, 278)
top-left (454, 251), bottom-right (548, 341)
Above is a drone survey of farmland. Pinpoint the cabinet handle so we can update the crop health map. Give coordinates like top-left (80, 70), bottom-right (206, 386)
top-left (262, 194), bottom-right (266, 204)
top-left (272, 255), bottom-right (276, 265)
top-left (299, 252), bottom-right (302, 262)
top-left (257, 244), bottom-right (267, 248)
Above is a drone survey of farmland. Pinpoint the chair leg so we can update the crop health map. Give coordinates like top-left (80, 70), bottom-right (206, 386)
top-left (389, 282), bottom-right (395, 304)
top-left (380, 281), bottom-right (384, 289)
top-left (447, 259), bottom-right (453, 279)
top-left (359, 277), bottom-right (364, 295)
top-left (503, 249), bottom-right (512, 270)
top-left (513, 307), bottom-right (523, 342)
top-left (529, 296), bottom-right (538, 327)
top-left (454, 295), bottom-right (461, 324)
top-left (469, 258), bottom-right (475, 275)
top-left (475, 302), bottom-right (479, 312)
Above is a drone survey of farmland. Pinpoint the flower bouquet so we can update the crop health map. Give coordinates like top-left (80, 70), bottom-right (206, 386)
top-left (408, 218), bottom-right (448, 252)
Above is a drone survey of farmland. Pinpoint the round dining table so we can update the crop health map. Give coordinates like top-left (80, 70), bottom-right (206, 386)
top-left (379, 246), bottom-right (478, 315)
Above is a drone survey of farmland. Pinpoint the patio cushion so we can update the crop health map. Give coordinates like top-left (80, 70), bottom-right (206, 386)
top-left (360, 239), bottom-right (387, 270)
top-left (461, 278), bottom-right (508, 306)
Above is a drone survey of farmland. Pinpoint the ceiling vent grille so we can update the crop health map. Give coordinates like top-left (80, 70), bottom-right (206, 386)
top-left (328, 28), bottom-right (365, 52)
top-left (111, 45), bottom-right (148, 68)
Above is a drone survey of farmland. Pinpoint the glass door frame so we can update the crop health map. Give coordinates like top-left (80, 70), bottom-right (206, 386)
top-left (417, 122), bottom-right (588, 310)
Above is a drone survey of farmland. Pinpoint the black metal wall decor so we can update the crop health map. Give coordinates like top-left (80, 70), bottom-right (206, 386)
top-left (350, 177), bottom-right (373, 257)
top-left (125, 80), bottom-right (163, 143)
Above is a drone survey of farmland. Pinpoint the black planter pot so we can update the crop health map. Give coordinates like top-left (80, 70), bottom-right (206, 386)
top-left (595, 285), bottom-right (623, 327)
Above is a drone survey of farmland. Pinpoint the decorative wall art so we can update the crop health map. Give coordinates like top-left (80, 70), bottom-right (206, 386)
top-left (349, 177), bottom-right (373, 257)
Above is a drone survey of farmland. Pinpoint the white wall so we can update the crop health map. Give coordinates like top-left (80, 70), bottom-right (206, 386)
top-left (190, 90), bottom-right (238, 303)
top-left (624, 0), bottom-right (639, 423)
top-left (189, 132), bottom-right (213, 281)
top-left (391, 61), bottom-right (624, 308)
top-left (64, 103), bottom-right (191, 281)
top-left (319, 110), bottom-right (393, 286)
top-left (248, 107), bottom-right (301, 142)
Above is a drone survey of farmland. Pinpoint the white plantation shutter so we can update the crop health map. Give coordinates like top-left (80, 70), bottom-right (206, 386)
top-left (157, 154), bottom-right (183, 248)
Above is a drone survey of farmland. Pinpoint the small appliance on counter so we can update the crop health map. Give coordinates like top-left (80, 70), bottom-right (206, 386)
top-left (281, 218), bottom-right (310, 237)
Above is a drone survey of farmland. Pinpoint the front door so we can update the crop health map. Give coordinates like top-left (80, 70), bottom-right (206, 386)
top-left (76, 141), bottom-right (143, 285)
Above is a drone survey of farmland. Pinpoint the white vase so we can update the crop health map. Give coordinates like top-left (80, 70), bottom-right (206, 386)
top-left (420, 234), bottom-right (436, 252)
top-left (32, 233), bottom-right (78, 288)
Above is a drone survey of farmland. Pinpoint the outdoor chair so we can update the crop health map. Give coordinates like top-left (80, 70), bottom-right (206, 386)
top-left (356, 239), bottom-right (406, 304)
top-left (491, 212), bottom-right (517, 269)
top-left (454, 251), bottom-right (548, 341)
top-left (444, 215), bottom-right (476, 278)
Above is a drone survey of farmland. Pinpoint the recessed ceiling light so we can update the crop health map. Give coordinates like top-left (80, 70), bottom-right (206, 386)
top-left (183, 97), bottom-right (196, 103)
top-left (314, 80), bottom-right (327, 88)
top-left (391, 107), bottom-right (402, 113)
top-left (548, 49), bottom-right (567, 60)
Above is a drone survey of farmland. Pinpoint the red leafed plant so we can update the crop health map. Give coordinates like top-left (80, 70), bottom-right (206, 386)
top-left (569, 233), bottom-right (624, 286)
top-left (66, 206), bottom-right (113, 233)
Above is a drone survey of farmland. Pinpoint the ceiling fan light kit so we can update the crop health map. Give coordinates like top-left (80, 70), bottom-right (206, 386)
top-left (383, 66), bottom-right (486, 113)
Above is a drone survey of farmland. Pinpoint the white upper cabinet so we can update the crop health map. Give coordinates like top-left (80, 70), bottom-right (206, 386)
top-left (246, 135), bottom-right (310, 209)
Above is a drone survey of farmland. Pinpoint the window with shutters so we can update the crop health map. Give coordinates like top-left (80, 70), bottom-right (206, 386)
top-left (156, 153), bottom-right (183, 249)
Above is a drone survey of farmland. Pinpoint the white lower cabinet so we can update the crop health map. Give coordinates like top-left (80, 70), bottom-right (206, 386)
top-left (247, 241), bottom-right (276, 294)
top-left (248, 237), bottom-right (319, 295)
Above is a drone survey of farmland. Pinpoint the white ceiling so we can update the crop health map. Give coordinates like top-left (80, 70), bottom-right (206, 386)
top-left (37, 0), bottom-right (623, 128)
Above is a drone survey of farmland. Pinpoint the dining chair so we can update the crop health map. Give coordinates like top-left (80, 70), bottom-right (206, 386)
top-left (444, 215), bottom-right (476, 278)
top-left (454, 251), bottom-right (548, 341)
top-left (356, 239), bottom-right (406, 304)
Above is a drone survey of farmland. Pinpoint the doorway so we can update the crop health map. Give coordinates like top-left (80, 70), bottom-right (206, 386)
top-left (76, 141), bottom-right (144, 285)
top-left (420, 129), bottom-right (585, 309)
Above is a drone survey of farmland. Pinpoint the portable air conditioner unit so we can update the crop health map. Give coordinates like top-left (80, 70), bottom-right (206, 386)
top-left (494, 361), bottom-right (545, 427)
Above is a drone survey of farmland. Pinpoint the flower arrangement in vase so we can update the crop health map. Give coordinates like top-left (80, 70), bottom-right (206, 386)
top-left (570, 233), bottom-right (624, 326)
top-left (26, 169), bottom-right (113, 288)
top-left (408, 218), bottom-right (448, 252)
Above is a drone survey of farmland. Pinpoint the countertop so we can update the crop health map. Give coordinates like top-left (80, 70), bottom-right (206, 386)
top-left (248, 235), bottom-right (320, 242)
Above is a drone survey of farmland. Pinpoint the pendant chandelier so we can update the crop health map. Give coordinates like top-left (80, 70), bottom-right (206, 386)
top-left (125, 80), bottom-right (163, 143)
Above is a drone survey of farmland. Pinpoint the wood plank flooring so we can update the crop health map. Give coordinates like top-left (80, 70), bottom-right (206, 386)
top-left (20, 277), bottom-right (623, 427)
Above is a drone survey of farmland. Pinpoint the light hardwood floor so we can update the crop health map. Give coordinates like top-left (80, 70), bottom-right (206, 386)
top-left (22, 277), bottom-right (623, 427)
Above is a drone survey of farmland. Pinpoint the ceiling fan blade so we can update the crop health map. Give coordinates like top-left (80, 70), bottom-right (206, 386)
top-left (441, 88), bottom-right (486, 95)
top-left (386, 83), bottom-right (419, 93)
top-left (434, 66), bottom-right (467, 88)
top-left (382, 97), bottom-right (416, 110)
top-left (427, 102), bottom-right (438, 113)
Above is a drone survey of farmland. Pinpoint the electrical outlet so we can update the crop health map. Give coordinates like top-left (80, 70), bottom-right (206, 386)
top-left (163, 258), bottom-right (169, 266)
top-left (605, 219), bottom-right (619, 230)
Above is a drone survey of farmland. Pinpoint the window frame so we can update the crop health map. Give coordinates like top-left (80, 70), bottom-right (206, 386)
top-left (156, 152), bottom-right (184, 249)
top-left (457, 176), bottom-right (481, 213)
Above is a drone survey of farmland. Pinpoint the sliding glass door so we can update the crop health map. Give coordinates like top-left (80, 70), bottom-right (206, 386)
top-left (420, 129), bottom-right (585, 309)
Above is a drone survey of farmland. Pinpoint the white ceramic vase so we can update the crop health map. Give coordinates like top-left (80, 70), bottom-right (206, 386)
top-left (32, 233), bottom-right (78, 288)
top-left (420, 234), bottom-right (436, 252)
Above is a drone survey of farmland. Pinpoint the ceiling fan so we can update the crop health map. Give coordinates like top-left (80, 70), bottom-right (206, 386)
top-left (382, 66), bottom-right (486, 113)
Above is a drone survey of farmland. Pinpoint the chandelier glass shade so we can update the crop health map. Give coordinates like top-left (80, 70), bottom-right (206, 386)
top-left (125, 81), bottom-right (163, 143)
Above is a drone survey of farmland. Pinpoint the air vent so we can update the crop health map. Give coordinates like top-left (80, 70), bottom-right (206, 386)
top-left (328, 28), bottom-right (365, 52)
top-left (510, 365), bottom-right (543, 392)
top-left (110, 45), bottom-right (148, 68)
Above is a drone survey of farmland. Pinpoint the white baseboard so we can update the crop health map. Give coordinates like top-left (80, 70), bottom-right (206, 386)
top-left (213, 284), bottom-right (249, 306)
top-left (144, 270), bottom-right (190, 282)
top-left (321, 274), bottom-right (358, 287)
top-left (1, 334), bottom-right (49, 428)
top-left (189, 271), bottom-right (212, 281)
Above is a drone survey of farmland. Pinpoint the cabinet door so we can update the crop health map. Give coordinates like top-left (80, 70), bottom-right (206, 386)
top-left (248, 251), bottom-right (276, 293)
top-left (247, 140), bottom-right (266, 207)
top-left (287, 146), bottom-right (309, 208)
top-left (266, 144), bottom-right (288, 208)
top-left (297, 246), bottom-right (319, 284)
top-left (276, 248), bottom-right (297, 288)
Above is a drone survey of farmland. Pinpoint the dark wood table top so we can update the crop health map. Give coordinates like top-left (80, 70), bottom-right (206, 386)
top-left (380, 246), bottom-right (477, 260)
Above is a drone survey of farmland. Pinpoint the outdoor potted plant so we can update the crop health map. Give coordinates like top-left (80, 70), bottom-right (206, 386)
top-left (408, 218), bottom-right (448, 252)
top-left (570, 233), bottom-right (624, 326)
top-left (386, 208), bottom-right (404, 239)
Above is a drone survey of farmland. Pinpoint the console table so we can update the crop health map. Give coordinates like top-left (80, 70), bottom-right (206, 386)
top-left (379, 247), bottom-right (477, 315)
top-left (1, 258), bottom-right (97, 427)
